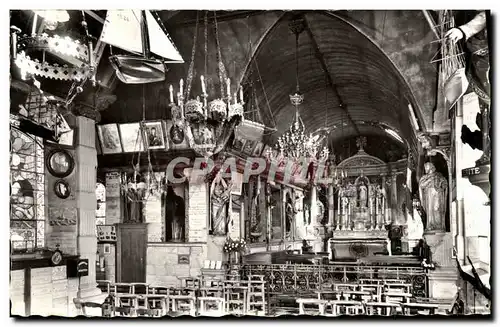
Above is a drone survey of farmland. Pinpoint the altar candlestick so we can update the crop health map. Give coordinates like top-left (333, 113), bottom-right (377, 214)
top-left (200, 75), bottom-right (206, 94)
top-left (169, 85), bottom-right (174, 103)
top-left (180, 79), bottom-right (184, 96)
top-left (227, 78), bottom-right (231, 97)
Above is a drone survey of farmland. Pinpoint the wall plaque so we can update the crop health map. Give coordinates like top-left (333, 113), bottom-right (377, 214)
top-left (178, 254), bottom-right (190, 265)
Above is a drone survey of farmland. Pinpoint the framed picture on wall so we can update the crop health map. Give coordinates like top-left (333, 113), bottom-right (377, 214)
top-left (232, 136), bottom-right (246, 153)
top-left (242, 140), bottom-right (256, 155)
top-left (97, 124), bottom-right (123, 154)
top-left (165, 120), bottom-right (189, 149)
top-left (46, 129), bottom-right (76, 147)
top-left (252, 142), bottom-right (264, 157)
top-left (119, 123), bottom-right (144, 152)
top-left (142, 121), bottom-right (167, 150)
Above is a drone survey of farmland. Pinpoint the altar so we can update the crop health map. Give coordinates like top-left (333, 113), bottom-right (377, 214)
top-left (327, 138), bottom-right (412, 261)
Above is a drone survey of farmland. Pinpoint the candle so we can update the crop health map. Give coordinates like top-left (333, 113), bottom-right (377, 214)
top-left (200, 75), bottom-right (206, 94)
top-left (177, 92), bottom-right (181, 106)
top-left (234, 92), bottom-right (237, 104)
top-left (169, 85), bottom-right (174, 103)
top-left (180, 79), bottom-right (184, 95)
top-left (226, 78), bottom-right (230, 97)
top-left (239, 87), bottom-right (244, 103)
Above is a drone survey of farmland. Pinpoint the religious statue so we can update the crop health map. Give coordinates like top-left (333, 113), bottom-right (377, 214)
top-left (358, 182), bottom-right (368, 208)
top-left (285, 196), bottom-right (294, 238)
top-left (211, 173), bottom-right (232, 236)
top-left (418, 162), bottom-right (448, 232)
top-left (164, 185), bottom-right (185, 241)
top-left (341, 196), bottom-right (349, 215)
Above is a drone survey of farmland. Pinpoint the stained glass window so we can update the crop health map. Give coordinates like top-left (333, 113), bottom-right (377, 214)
top-left (10, 127), bottom-right (45, 250)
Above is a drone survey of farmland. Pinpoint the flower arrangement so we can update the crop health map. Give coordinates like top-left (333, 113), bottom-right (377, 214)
top-left (421, 259), bottom-right (435, 270)
top-left (223, 237), bottom-right (247, 253)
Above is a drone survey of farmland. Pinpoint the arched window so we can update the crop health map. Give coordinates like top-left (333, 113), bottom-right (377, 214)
top-left (10, 127), bottom-right (45, 250)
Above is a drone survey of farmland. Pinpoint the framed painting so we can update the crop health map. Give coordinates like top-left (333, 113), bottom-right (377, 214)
top-left (46, 149), bottom-right (75, 178)
top-left (243, 139), bottom-right (257, 155)
top-left (165, 120), bottom-right (189, 149)
top-left (232, 136), bottom-right (246, 153)
top-left (119, 123), bottom-right (144, 152)
top-left (142, 121), bottom-right (167, 150)
top-left (97, 124), bottom-right (122, 154)
top-left (252, 142), bottom-right (264, 157)
top-left (46, 129), bottom-right (76, 147)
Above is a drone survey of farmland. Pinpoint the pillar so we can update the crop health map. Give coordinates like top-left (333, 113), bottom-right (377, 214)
top-left (391, 174), bottom-right (398, 224)
top-left (454, 98), bottom-right (466, 264)
top-left (382, 175), bottom-right (388, 225)
top-left (73, 113), bottom-right (105, 303)
top-left (328, 184), bottom-right (334, 227)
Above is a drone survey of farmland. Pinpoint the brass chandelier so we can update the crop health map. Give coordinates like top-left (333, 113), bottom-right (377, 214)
top-left (266, 16), bottom-right (329, 166)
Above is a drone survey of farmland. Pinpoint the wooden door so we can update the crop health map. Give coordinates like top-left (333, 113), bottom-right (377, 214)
top-left (116, 224), bottom-right (147, 283)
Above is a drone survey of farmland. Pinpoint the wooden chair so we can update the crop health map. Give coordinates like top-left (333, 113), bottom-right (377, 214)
top-left (198, 297), bottom-right (225, 316)
top-left (114, 294), bottom-right (140, 317)
top-left (170, 295), bottom-right (196, 316)
top-left (365, 302), bottom-right (400, 316)
top-left (247, 280), bottom-right (267, 316)
top-left (73, 297), bottom-right (110, 317)
top-left (329, 300), bottom-right (365, 316)
top-left (97, 280), bottom-right (112, 295)
top-left (139, 295), bottom-right (168, 317)
top-left (225, 285), bottom-right (248, 315)
top-left (296, 298), bottom-right (327, 315)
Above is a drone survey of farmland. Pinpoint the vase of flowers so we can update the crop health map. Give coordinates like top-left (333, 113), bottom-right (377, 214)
top-left (223, 237), bottom-right (247, 264)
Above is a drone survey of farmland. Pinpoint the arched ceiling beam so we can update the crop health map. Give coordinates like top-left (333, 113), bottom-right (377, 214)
top-left (323, 11), bottom-right (426, 133)
top-left (302, 14), bottom-right (360, 136)
top-left (236, 11), bottom-right (288, 87)
top-left (167, 10), bottom-right (269, 28)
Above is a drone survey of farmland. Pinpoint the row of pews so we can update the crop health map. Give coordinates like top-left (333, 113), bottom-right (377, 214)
top-left (74, 274), bottom-right (267, 317)
top-left (296, 278), bottom-right (439, 316)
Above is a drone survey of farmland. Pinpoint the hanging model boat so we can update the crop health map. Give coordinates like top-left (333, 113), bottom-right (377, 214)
top-left (100, 10), bottom-right (183, 84)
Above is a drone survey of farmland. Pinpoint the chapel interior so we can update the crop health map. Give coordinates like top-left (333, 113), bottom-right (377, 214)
top-left (8, 9), bottom-right (491, 317)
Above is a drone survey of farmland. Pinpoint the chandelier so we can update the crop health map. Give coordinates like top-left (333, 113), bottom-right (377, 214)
top-left (120, 85), bottom-right (162, 203)
top-left (12, 10), bottom-right (96, 88)
top-left (168, 11), bottom-right (243, 159)
top-left (266, 16), bottom-right (329, 168)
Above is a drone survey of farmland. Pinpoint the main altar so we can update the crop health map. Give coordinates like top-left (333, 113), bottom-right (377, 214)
top-left (328, 140), bottom-right (412, 261)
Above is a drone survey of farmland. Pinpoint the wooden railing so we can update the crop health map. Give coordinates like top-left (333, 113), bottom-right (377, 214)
top-left (241, 264), bottom-right (428, 298)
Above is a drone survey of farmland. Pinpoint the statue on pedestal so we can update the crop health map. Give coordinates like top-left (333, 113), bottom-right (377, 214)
top-left (358, 182), bottom-right (368, 208)
top-left (211, 172), bottom-right (232, 236)
top-left (418, 162), bottom-right (448, 232)
top-left (164, 185), bottom-right (185, 241)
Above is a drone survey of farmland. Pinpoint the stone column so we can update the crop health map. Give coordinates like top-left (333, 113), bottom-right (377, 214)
top-left (454, 98), bottom-right (466, 264)
top-left (382, 175), bottom-right (388, 225)
top-left (73, 113), bottom-right (105, 303)
top-left (391, 174), bottom-right (398, 224)
top-left (328, 184), bottom-right (334, 227)
top-left (336, 192), bottom-right (341, 230)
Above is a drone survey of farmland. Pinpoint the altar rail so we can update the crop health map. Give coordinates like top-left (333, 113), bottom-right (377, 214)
top-left (241, 264), bottom-right (428, 298)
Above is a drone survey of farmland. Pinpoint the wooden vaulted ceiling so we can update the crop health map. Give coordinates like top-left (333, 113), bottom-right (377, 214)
top-left (11, 10), bottom-right (439, 160)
